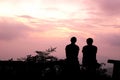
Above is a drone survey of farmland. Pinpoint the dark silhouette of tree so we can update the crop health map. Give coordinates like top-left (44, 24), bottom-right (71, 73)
top-left (16, 47), bottom-right (59, 79)
top-left (17, 47), bottom-right (58, 63)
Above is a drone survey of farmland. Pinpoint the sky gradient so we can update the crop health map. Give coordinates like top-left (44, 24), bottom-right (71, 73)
top-left (0, 0), bottom-right (120, 64)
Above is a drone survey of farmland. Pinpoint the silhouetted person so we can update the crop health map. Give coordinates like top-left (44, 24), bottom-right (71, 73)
top-left (82, 38), bottom-right (98, 79)
top-left (65, 37), bottom-right (80, 79)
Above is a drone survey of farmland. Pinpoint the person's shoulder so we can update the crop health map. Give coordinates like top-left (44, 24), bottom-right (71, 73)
top-left (83, 45), bottom-right (88, 48)
top-left (75, 44), bottom-right (79, 48)
top-left (66, 44), bottom-right (71, 47)
top-left (75, 44), bottom-right (79, 47)
top-left (83, 45), bottom-right (88, 47)
top-left (92, 45), bottom-right (97, 48)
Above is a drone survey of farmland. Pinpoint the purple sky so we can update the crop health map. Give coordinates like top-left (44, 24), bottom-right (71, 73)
top-left (0, 0), bottom-right (120, 63)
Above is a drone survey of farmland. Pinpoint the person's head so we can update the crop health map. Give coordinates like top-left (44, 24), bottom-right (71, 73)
top-left (86, 38), bottom-right (93, 45)
top-left (70, 37), bottom-right (77, 44)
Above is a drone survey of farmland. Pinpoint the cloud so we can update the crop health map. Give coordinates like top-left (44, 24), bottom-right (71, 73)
top-left (95, 31), bottom-right (120, 47)
top-left (90, 0), bottom-right (120, 16)
top-left (18, 15), bottom-right (34, 19)
top-left (80, 0), bottom-right (120, 26)
top-left (0, 17), bottom-right (31, 41)
top-left (106, 34), bottom-right (120, 46)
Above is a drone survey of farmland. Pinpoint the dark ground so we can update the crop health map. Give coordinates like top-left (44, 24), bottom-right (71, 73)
top-left (0, 60), bottom-right (112, 80)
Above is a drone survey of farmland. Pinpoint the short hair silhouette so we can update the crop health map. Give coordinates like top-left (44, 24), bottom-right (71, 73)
top-left (66, 37), bottom-right (79, 60)
top-left (65, 37), bottom-right (80, 79)
top-left (82, 38), bottom-right (97, 66)
top-left (70, 37), bottom-right (77, 44)
top-left (82, 38), bottom-right (98, 79)
top-left (86, 38), bottom-right (93, 45)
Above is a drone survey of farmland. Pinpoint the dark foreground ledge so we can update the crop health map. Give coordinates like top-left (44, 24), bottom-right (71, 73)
top-left (108, 59), bottom-right (120, 80)
top-left (108, 60), bottom-right (120, 64)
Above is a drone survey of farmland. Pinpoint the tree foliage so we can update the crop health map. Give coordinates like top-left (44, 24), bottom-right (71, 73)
top-left (17, 47), bottom-right (58, 63)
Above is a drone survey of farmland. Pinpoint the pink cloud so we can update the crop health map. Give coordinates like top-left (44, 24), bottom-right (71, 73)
top-left (0, 17), bottom-right (31, 41)
top-left (18, 15), bottom-right (34, 19)
top-left (84, 0), bottom-right (120, 17)
top-left (94, 0), bottom-right (120, 15)
top-left (96, 32), bottom-right (120, 47)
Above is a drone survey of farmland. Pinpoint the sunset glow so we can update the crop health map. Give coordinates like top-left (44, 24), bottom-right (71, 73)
top-left (0, 0), bottom-right (120, 63)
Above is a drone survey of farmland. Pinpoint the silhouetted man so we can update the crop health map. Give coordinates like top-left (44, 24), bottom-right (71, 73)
top-left (82, 38), bottom-right (98, 79)
top-left (65, 37), bottom-right (80, 79)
